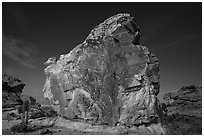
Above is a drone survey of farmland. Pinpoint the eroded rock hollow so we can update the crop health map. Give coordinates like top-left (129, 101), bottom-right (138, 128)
top-left (43, 13), bottom-right (160, 127)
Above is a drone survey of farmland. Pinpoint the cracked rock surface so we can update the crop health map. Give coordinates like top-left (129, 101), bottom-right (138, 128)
top-left (43, 13), bottom-right (161, 127)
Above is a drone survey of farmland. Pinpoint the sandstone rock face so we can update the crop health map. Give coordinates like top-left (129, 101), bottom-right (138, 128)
top-left (43, 13), bottom-right (160, 126)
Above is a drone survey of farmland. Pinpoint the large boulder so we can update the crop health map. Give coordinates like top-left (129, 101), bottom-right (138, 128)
top-left (43, 13), bottom-right (161, 127)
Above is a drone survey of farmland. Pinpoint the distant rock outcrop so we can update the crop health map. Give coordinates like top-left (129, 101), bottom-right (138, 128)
top-left (2, 74), bottom-right (46, 125)
top-left (43, 13), bottom-right (163, 132)
top-left (163, 85), bottom-right (202, 117)
top-left (2, 75), bottom-right (41, 110)
top-left (2, 74), bottom-right (25, 108)
top-left (163, 85), bottom-right (202, 134)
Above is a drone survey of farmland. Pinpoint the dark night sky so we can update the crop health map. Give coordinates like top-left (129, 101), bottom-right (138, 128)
top-left (2, 2), bottom-right (202, 104)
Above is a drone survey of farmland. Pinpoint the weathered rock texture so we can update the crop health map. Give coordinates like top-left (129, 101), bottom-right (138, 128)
top-left (163, 85), bottom-right (202, 117)
top-left (43, 13), bottom-right (161, 127)
top-left (162, 85), bottom-right (202, 135)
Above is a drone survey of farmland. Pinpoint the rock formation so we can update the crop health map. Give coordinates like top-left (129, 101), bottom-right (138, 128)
top-left (162, 85), bottom-right (202, 134)
top-left (43, 13), bottom-right (161, 127)
top-left (163, 85), bottom-right (202, 117)
top-left (2, 74), bottom-right (25, 108)
top-left (2, 74), bottom-right (43, 115)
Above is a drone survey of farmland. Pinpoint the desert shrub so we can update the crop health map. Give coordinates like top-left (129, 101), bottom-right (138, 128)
top-left (17, 105), bottom-right (23, 114)
top-left (24, 100), bottom-right (30, 112)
